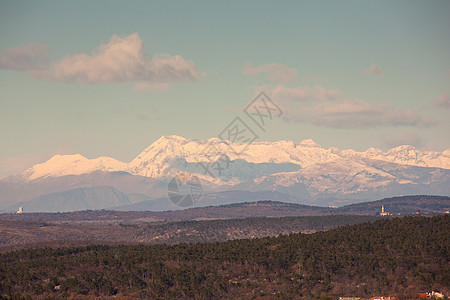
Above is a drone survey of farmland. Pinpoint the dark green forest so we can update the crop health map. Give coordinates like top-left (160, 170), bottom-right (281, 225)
top-left (1, 215), bottom-right (449, 299)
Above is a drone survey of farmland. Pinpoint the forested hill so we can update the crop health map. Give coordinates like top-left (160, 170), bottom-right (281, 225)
top-left (337, 195), bottom-right (450, 215)
top-left (1, 215), bottom-right (448, 299)
top-left (1, 195), bottom-right (448, 224)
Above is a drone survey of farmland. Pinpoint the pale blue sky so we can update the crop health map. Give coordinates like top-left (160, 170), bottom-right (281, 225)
top-left (0, 0), bottom-right (449, 178)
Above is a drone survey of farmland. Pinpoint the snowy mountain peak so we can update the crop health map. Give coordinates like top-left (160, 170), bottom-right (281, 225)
top-left (298, 139), bottom-right (321, 148)
top-left (328, 147), bottom-right (340, 154)
top-left (388, 144), bottom-right (417, 154)
top-left (155, 135), bottom-right (189, 143)
top-left (21, 154), bottom-right (127, 181)
top-left (49, 154), bottom-right (85, 162)
top-left (206, 137), bottom-right (224, 143)
top-left (16, 135), bottom-right (450, 182)
top-left (364, 147), bottom-right (383, 155)
top-left (5, 136), bottom-right (450, 212)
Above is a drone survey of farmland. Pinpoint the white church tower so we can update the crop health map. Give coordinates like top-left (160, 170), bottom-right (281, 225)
top-left (380, 205), bottom-right (389, 216)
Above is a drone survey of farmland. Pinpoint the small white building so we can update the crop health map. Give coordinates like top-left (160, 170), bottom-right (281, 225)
top-left (16, 206), bottom-right (24, 214)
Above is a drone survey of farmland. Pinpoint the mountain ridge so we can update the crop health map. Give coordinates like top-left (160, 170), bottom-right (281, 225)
top-left (1, 136), bottom-right (449, 211)
top-left (10, 135), bottom-right (450, 182)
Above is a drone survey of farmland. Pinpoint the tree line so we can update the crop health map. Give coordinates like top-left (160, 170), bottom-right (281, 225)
top-left (0, 215), bottom-right (448, 299)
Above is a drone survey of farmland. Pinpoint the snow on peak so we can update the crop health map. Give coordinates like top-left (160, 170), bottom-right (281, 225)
top-left (388, 144), bottom-right (417, 153)
top-left (272, 140), bottom-right (296, 147)
top-left (364, 147), bottom-right (383, 155)
top-left (21, 154), bottom-right (127, 181)
top-left (206, 137), bottom-right (224, 143)
top-left (298, 139), bottom-right (321, 148)
top-left (156, 135), bottom-right (188, 143)
top-left (17, 135), bottom-right (450, 181)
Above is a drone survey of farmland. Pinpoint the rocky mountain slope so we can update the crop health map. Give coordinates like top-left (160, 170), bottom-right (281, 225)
top-left (13, 136), bottom-right (450, 180)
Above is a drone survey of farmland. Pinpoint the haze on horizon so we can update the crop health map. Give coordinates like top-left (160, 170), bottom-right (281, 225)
top-left (1, 1), bottom-right (449, 179)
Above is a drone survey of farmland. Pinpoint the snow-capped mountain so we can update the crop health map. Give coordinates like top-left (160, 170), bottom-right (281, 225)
top-left (1, 135), bottom-right (449, 211)
top-left (16, 135), bottom-right (450, 181)
top-left (335, 145), bottom-right (450, 169)
top-left (21, 154), bottom-right (127, 181)
top-left (244, 159), bottom-right (449, 199)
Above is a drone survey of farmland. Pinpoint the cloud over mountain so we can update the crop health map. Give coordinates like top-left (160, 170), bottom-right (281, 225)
top-left (0, 43), bottom-right (49, 71)
top-left (0, 34), bottom-right (202, 89)
top-left (50, 34), bottom-right (201, 84)
top-left (260, 84), bottom-right (437, 129)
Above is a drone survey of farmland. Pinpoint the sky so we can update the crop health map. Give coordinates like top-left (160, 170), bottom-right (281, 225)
top-left (0, 0), bottom-right (449, 179)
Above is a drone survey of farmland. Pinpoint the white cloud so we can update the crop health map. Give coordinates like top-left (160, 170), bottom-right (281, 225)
top-left (1, 34), bottom-right (202, 90)
top-left (261, 84), bottom-right (437, 129)
top-left (431, 92), bottom-right (450, 109)
top-left (0, 43), bottom-right (49, 71)
top-left (364, 62), bottom-right (384, 77)
top-left (309, 98), bottom-right (436, 128)
top-left (262, 84), bottom-right (342, 102)
top-left (243, 63), bottom-right (298, 82)
top-left (50, 34), bottom-right (201, 84)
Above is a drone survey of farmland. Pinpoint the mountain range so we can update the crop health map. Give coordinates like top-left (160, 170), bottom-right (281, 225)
top-left (1, 135), bottom-right (449, 212)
